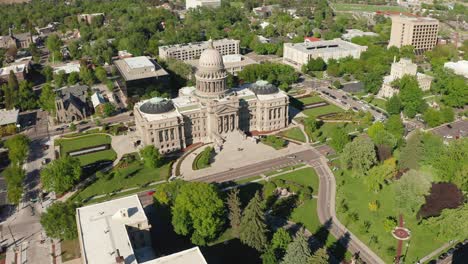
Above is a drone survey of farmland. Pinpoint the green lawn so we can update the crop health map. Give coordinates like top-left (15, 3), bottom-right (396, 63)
top-left (332, 3), bottom-right (408, 12)
top-left (291, 199), bottom-right (320, 234)
top-left (57, 134), bottom-right (112, 154)
top-left (235, 175), bottom-right (262, 185)
top-left (275, 167), bottom-right (319, 195)
top-left (303, 104), bottom-right (344, 117)
top-left (61, 239), bottom-right (81, 262)
top-left (76, 149), bottom-right (117, 166)
top-left (335, 169), bottom-right (459, 263)
top-left (73, 160), bottom-right (170, 203)
top-left (299, 96), bottom-right (325, 105)
top-left (279, 127), bottom-right (306, 142)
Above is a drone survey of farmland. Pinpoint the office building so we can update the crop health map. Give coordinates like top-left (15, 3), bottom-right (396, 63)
top-left (388, 15), bottom-right (439, 54)
top-left (159, 39), bottom-right (239, 61)
top-left (283, 39), bottom-right (367, 69)
top-left (185, 0), bottom-right (220, 9)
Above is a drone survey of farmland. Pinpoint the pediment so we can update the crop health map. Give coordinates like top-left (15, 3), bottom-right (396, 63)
top-left (215, 104), bottom-right (238, 115)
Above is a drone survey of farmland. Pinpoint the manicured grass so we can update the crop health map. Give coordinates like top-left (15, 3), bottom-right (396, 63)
top-left (61, 239), bottom-right (81, 262)
top-left (57, 134), bottom-right (111, 154)
top-left (73, 160), bottom-right (170, 203)
top-left (303, 104), bottom-right (344, 117)
top-left (334, 169), bottom-right (460, 263)
top-left (76, 149), bottom-right (117, 166)
top-left (279, 127), bottom-right (307, 142)
top-left (291, 199), bottom-right (320, 234)
top-left (260, 136), bottom-right (287, 150)
top-left (332, 3), bottom-right (408, 12)
top-left (370, 98), bottom-right (387, 110)
top-left (274, 167), bottom-right (319, 195)
top-left (299, 96), bottom-right (324, 105)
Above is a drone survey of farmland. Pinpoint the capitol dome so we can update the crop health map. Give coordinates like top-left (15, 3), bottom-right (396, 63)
top-left (198, 40), bottom-right (224, 69)
top-left (249, 80), bottom-right (279, 95)
top-left (139, 97), bottom-right (175, 114)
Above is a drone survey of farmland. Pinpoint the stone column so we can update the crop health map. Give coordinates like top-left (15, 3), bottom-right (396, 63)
top-left (218, 117), bottom-right (223, 133)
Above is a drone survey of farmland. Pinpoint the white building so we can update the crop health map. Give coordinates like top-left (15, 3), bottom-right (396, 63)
top-left (186, 54), bottom-right (257, 75)
top-left (444, 60), bottom-right (468, 78)
top-left (76, 195), bottom-right (207, 264)
top-left (186, 0), bottom-right (220, 10)
top-left (342, 29), bottom-right (379, 41)
top-left (377, 58), bottom-right (433, 98)
top-left (283, 39), bottom-right (367, 69)
top-left (53, 62), bottom-right (81, 74)
top-left (0, 109), bottom-right (19, 127)
top-left (159, 39), bottom-right (239, 61)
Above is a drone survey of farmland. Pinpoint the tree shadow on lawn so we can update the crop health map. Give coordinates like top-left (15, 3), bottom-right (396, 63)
top-left (149, 204), bottom-right (261, 264)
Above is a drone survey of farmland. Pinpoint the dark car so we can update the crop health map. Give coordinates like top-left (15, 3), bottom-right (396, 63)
top-left (55, 127), bottom-right (64, 131)
top-left (439, 252), bottom-right (448, 259)
top-left (342, 95), bottom-right (348, 99)
top-left (330, 95), bottom-right (337, 99)
top-left (447, 248), bottom-right (455, 254)
top-left (455, 242), bottom-right (463, 249)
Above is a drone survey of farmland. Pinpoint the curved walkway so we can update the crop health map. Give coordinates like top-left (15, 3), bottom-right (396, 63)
top-left (310, 147), bottom-right (385, 264)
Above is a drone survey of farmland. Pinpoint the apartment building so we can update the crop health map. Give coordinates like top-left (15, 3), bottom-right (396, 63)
top-left (388, 15), bottom-right (439, 54)
top-left (159, 38), bottom-right (240, 61)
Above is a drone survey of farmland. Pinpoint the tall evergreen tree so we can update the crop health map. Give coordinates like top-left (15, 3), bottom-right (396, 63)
top-left (281, 229), bottom-right (311, 264)
top-left (309, 247), bottom-right (329, 264)
top-left (239, 191), bottom-right (268, 252)
top-left (3, 71), bottom-right (18, 109)
top-left (227, 188), bottom-right (242, 237)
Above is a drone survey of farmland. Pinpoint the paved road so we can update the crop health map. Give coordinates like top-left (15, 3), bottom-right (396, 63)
top-left (195, 149), bottom-right (321, 183)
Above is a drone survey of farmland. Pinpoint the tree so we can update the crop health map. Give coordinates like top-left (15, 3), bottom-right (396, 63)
top-left (383, 217), bottom-right (397, 232)
top-left (3, 165), bottom-right (25, 205)
top-left (171, 182), bottom-right (225, 245)
top-left (46, 34), bottom-right (63, 54)
top-left (432, 138), bottom-right (468, 190)
top-left (54, 70), bottom-right (66, 88)
top-left (386, 95), bottom-right (402, 115)
top-left (399, 131), bottom-right (423, 170)
top-left (5, 135), bottom-right (30, 165)
top-left (394, 170), bottom-right (431, 214)
top-left (39, 83), bottom-right (56, 114)
top-left (40, 202), bottom-right (77, 240)
top-left (309, 247), bottom-right (329, 264)
top-left (364, 160), bottom-right (396, 192)
top-left (3, 71), bottom-right (19, 109)
top-left (42, 66), bottom-right (54, 82)
top-left (384, 115), bottom-right (404, 139)
top-left (139, 145), bottom-right (162, 169)
top-left (281, 229), bottom-right (311, 264)
top-left (79, 66), bottom-right (95, 87)
top-left (40, 156), bottom-right (82, 194)
top-left (329, 127), bottom-right (349, 152)
top-left (396, 75), bottom-right (426, 118)
top-left (240, 191), bottom-right (268, 252)
top-left (423, 204), bottom-right (468, 240)
top-left (302, 57), bottom-right (326, 73)
top-left (102, 103), bottom-right (116, 117)
top-left (94, 66), bottom-right (107, 83)
top-left (271, 228), bottom-right (292, 257)
top-left (261, 247), bottom-right (278, 264)
top-left (17, 81), bottom-right (37, 110)
top-left (341, 136), bottom-right (377, 174)
top-left (153, 180), bottom-right (186, 206)
top-left (69, 123), bottom-right (76, 131)
top-left (227, 188), bottom-right (242, 237)
top-left (67, 71), bottom-right (80, 85)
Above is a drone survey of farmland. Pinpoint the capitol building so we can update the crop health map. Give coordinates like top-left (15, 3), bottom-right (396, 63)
top-left (134, 41), bottom-right (289, 154)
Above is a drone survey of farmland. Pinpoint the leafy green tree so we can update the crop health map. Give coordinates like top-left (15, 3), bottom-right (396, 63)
top-left (227, 188), bottom-right (242, 238)
top-left (94, 66), bottom-right (107, 83)
top-left (386, 95), bottom-right (402, 115)
top-left (240, 191), bottom-right (268, 252)
top-left (40, 202), bottom-right (77, 240)
top-left (281, 229), bottom-right (311, 264)
top-left (261, 247), bottom-right (278, 264)
top-left (342, 136), bottom-right (377, 174)
top-left (67, 71), bottom-right (80, 86)
top-left (383, 217), bottom-right (397, 232)
top-left (3, 71), bottom-right (19, 109)
top-left (432, 138), bottom-right (468, 190)
top-left (3, 165), bottom-right (25, 205)
top-left (139, 145), bottom-right (162, 169)
top-left (399, 131), bottom-right (423, 170)
top-left (17, 81), bottom-right (37, 110)
top-left (394, 170), bottom-right (431, 214)
top-left (42, 66), bottom-right (54, 82)
top-left (39, 83), bottom-right (56, 114)
top-left (302, 57), bottom-right (326, 73)
top-left (364, 161), bottom-right (396, 192)
top-left (329, 127), bottom-right (349, 152)
top-left (309, 247), bottom-right (329, 264)
top-left (153, 180), bottom-right (186, 206)
top-left (271, 228), bottom-right (292, 258)
top-left (423, 204), bottom-right (468, 240)
top-left (79, 67), bottom-right (95, 87)
top-left (69, 123), bottom-right (76, 131)
top-left (102, 103), bottom-right (116, 117)
top-left (384, 115), bottom-right (404, 139)
top-left (171, 182), bottom-right (225, 245)
top-left (53, 70), bottom-right (66, 88)
top-left (46, 34), bottom-right (63, 54)
top-left (40, 156), bottom-right (82, 194)
top-left (396, 75), bottom-right (426, 118)
top-left (5, 135), bottom-right (30, 165)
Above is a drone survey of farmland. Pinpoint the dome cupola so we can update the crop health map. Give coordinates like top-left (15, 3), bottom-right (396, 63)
top-left (139, 97), bottom-right (175, 114)
top-left (249, 80), bottom-right (279, 95)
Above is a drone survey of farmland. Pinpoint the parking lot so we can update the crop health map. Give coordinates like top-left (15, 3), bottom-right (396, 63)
top-left (428, 120), bottom-right (468, 140)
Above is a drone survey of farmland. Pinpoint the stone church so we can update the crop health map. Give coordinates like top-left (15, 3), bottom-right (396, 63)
top-left (134, 41), bottom-right (289, 154)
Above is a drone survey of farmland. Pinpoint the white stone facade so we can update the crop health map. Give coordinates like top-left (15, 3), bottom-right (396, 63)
top-left (135, 42), bottom-right (289, 154)
top-left (378, 58), bottom-right (433, 98)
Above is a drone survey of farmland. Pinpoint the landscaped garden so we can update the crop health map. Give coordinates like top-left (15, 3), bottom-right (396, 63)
top-left (278, 127), bottom-right (306, 142)
top-left (193, 146), bottom-right (213, 170)
top-left (72, 152), bottom-right (171, 203)
top-left (260, 135), bottom-right (287, 150)
top-left (56, 134), bottom-right (117, 166)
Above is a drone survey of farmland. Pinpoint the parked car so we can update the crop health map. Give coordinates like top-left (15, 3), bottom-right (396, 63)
top-left (342, 95), bottom-right (348, 99)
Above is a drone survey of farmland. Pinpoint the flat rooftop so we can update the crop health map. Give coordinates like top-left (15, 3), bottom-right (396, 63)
top-left (114, 56), bottom-right (168, 81)
top-left (125, 57), bottom-right (156, 70)
top-left (285, 39), bottom-right (367, 54)
top-left (149, 247), bottom-right (207, 264)
top-left (76, 195), bottom-right (150, 264)
top-left (159, 38), bottom-right (238, 51)
top-left (0, 109), bottom-right (19, 126)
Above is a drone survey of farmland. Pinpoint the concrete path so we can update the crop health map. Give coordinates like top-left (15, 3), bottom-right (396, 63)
top-left (418, 239), bottom-right (458, 264)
